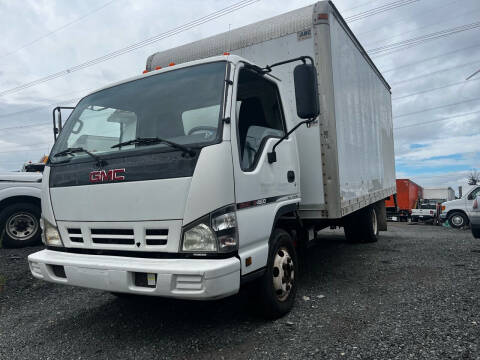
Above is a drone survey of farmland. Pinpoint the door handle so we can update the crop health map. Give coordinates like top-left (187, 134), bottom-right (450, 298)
top-left (287, 171), bottom-right (295, 183)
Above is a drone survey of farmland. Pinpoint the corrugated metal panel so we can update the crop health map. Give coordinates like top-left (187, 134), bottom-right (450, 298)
top-left (146, 4), bottom-right (315, 70)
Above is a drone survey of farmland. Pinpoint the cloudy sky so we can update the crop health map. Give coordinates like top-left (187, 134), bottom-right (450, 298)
top-left (0, 0), bottom-right (479, 194)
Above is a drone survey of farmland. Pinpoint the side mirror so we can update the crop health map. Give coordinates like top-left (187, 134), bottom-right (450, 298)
top-left (293, 63), bottom-right (320, 119)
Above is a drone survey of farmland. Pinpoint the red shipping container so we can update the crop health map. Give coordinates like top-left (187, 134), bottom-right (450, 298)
top-left (386, 179), bottom-right (423, 213)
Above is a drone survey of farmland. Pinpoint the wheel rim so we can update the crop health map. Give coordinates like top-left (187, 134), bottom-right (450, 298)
top-left (451, 215), bottom-right (464, 227)
top-left (372, 209), bottom-right (378, 234)
top-left (5, 212), bottom-right (38, 241)
top-left (272, 246), bottom-right (294, 302)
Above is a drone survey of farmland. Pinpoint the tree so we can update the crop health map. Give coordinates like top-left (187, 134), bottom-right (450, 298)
top-left (467, 169), bottom-right (480, 186)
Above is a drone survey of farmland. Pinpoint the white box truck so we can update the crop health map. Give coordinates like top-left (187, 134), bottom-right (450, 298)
top-left (28, 1), bottom-right (395, 318)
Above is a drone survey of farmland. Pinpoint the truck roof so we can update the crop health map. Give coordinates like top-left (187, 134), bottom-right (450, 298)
top-left (146, 1), bottom-right (390, 90)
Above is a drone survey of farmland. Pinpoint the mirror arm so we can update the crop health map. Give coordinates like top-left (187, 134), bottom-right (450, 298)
top-left (267, 117), bottom-right (316, 164)
top-left (264, 56), bottom-right (314, 73)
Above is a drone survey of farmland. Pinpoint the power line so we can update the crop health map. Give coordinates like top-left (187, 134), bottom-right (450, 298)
top-left (394, 97), bottom-right (480, 118)
top-left (362, 1), bottom-right (477, 48)
top-left (393, 77), bottom-right (480, 101)
top-left (390, 59), bottom-right (480, 86)
top-left (355, 0), bottom-right (456, 38)
top-left (369, 21), bottom-right (480, 56)
top-left (467, 68), bottom-right (480, 80)
top-left (345, 0), bottom-right (419, 22)
top-left (0, 0), bottom-right (419, 98)
top-left (0, 122), bottom-right (51, 131)
top-left (0, 96), bottom-right (80, 120)
top-left (394, 109), bottom-right (480, 130)
top-left (342, 0), bottom-right (386, 14)
top-left (381, 42), bottom-right (480, 73)
top-left (0, 0), bottom-right (260, 97)
top-left (0, 0), bottom-right (118, 60)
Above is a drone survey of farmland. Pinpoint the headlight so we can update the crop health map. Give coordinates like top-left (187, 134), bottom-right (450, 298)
top-left (42, 218), bottom-right (63, 247)
top-left (181, 206), bottom-right (238, 254)
top-left (182, 221), bottom-right (217, 252)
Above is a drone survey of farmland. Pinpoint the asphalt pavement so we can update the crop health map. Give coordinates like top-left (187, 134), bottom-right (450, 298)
top-left (1, 223), bottom-right (480, 359)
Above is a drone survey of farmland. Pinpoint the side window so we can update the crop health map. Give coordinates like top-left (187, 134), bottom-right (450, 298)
top-left (469, 187), bottom-right (480, 200)
top-left (236, 69), bottom-right (285, 170)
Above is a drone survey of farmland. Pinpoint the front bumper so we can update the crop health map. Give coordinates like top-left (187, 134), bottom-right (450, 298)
top-left (28, 250), bottom-right (240, 300)
top-left (440, 213), bottom-right (447, 222)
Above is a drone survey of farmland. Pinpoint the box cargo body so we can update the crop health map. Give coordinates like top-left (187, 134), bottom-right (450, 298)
top-left (386, 179), bottom-right (422, 213)
top-left (147, 1), bottom-right (396, 219)
top-left (423, 188), bottom-right (455, 202)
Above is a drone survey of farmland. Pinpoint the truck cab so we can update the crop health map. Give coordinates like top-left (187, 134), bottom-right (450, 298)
top-left (29, 55), bottom-right (315, 317)
top-left (440, 186), bottom-right (480, 228)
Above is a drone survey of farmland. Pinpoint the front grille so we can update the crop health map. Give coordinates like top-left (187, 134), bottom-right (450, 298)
top-left (91, 229), bottom-right (135, 245)
top-left (67, 228), bottom-right (84, 243)
top-left (145, 229), bottom-right (168, 246)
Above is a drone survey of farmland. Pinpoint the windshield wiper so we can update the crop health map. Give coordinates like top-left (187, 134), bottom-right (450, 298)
top-left (54, 147), bottom-right (106, 167)
top-left (111, 137), bottom-right (196, 157)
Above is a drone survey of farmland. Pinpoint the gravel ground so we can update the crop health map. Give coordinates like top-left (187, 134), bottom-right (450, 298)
top-left (1, 223), bottom-right (480, 359)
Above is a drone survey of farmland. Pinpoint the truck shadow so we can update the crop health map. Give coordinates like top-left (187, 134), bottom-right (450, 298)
top-left (41, 232), bottom-right (358, 352)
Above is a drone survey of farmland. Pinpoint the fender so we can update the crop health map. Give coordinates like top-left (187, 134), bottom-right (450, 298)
top-left (270, 202), bottom-right (299, 240)
top-left (0, 186), bottom-right (42, 203)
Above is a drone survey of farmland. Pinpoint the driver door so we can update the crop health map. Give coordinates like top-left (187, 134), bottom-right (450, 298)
top-left (230, 65), bottom-right (299, 275)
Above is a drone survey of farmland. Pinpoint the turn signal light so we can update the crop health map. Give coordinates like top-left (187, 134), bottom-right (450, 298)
top-left (441, 205), bottom-right (446, 211)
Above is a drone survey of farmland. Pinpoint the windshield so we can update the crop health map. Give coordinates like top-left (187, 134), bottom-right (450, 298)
top-left (50, 62), bottom-right (226, 163)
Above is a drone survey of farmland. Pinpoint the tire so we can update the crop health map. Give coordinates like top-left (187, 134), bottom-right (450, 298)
top-left (255, 229), bottom-right (298, 319)
top-left (344, 206), bottom-right (379, 243)
top-left (0, 202), bottom-right (41, 248)
top-left (448, 212), bottom-right (468, 229)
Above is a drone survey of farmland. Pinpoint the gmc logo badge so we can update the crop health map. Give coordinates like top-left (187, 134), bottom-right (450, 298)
top-left (89, 168), bottom-right (126, 183)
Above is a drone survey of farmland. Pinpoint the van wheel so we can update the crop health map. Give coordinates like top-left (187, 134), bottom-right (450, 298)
top-left (344, 206), bottom-right (379, 243)
top-left (0, 203), bottom-right (41, 248)
top-left (448, 212), bottom-right (468, 229)
top-left (256, 229), bottom-right (298, 319)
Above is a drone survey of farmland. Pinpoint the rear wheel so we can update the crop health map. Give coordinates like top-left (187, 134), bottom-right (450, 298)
top-left (256, 229), bottom-right (298, 319)
top-left (0, 202), bottom-right (41, 248)
top-left (448, 212), bottom-right (468, 229)
top-left (344, 206), bottom-right (379, 243)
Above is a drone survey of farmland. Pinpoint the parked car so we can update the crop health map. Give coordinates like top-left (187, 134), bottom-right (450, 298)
top-left (411, 201), bottom-right (437, 223)
top-left (0, 172), bottom-right (42, 247)
top-left (440, 186), bottom-right (480, 228)
top-left (471, 195), bottom-right (480, 238)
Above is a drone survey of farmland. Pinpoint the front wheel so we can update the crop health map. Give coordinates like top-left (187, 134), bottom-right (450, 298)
top-left (256, 229), bottom-right (298, 319)
top-left (448, 212), bottom-right (468, 229)
top-left (0, 202), bottom-right (41, 248)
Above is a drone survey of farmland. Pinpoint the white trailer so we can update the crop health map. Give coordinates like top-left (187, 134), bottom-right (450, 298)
top-left (28, 1), bottom-right (395, 318)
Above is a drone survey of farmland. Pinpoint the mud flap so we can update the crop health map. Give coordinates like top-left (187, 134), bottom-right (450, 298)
top-left (375, 200), bottom-right (387, 231)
